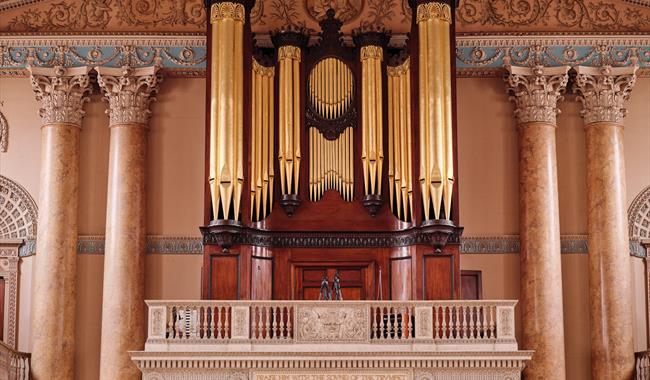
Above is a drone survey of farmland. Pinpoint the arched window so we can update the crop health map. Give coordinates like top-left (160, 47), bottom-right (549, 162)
top-left (629, 185), bottom-right (650, 240)
top-left (0, 175), bottom-right (37, 240)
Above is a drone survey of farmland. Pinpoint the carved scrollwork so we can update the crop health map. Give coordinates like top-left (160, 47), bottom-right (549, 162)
top-left (96, 65), bottom-right (162, 126)
top-left (0, 111), bottom-right (7, 153)
top-left (504, 62), bottom-right (569, 125)
top-left (574, 64), bottom-right (638, 124)
top-left (296, 305), bottom-right (368, 342)
top-left (28, 66), bottom-right (93, 126)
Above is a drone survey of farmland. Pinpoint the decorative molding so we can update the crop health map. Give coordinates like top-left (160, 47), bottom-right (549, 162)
top-left (504, 63), bottom-right (569, 125)
top-left (417, 2), bottom-right (452, 24)
top-left (3, 35), bottom-right (650, 78)
top-left (0, 174), bottom-right (37, 240)
top-left (0, 239), bottom-right (22, 349)
top-left (132, 352), bottom-right (532, 380)
top-left (0, 111), bottom-right (7, 152)
top-left (574, 64), bottom-right (638, 124)
top-left (15, 235), bottom-right (647, 257)
top-left (96, 65), bottom-right (162, 126)
top-left (210, 2), bottom-right (246, 24)
top-left (28, 65), bottom-right (92, 126)
top-left (629, 185), bottom-right (650, 239)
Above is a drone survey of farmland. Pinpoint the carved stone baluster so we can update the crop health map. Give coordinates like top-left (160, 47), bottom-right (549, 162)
top-left (286, 306), bottom-right (293, 339)
top-left (215, 306), bottom-right (222, 339)
top-left (264, 306), bottom-right (271, 340)
top-left (432, 305), bottom-right (438, 339)
top-left (275, 306), bottom-right (281, 340)
top-left (224, 306), bottom-right (230, 339)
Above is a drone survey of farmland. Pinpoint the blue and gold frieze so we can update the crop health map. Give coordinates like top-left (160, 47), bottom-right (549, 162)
top-left (2, 35), bottom-right (650, 77)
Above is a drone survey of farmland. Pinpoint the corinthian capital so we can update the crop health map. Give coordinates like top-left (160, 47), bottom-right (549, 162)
top-left (574, 64), bottom-right (638, 125)
top-left (505, 63), bottom-right (569, 126)
top-left (28, 66), bottom-right (92, 127)
top-left (96, 66), bottom-right (162, 126)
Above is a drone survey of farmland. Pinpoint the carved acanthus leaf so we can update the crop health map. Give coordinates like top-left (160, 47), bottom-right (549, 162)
top-left (505, 63), bottom-right (569, 125)
top-left (574, 64), bottom-right (638, 124)
top-left (96, 65), bottom-right (162, 126)
top-left (28, 66), bottom-right (92, 126)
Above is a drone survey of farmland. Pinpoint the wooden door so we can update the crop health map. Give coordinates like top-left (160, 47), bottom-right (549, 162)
top-left (293, 262), bottom-right (373, 300)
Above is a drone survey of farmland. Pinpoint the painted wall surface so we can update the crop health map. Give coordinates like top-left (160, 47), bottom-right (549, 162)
top-left (0, 75), bottom-right (647, 380)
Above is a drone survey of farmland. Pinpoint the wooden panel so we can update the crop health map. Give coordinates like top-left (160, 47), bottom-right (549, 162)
top-left (390, 257), bottom-right (412, 300)
top-left (251, 257), bottom-right (273, 300)
top-left (209, 254), bottom-right (240, 300)
top-left (422, 254), bottom-right (454, 300)
top-left (461, 270), bottom-right (482, 300)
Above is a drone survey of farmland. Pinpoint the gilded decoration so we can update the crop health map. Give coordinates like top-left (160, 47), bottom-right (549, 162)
top-left (277, 45), bottom-right (301, 61)
top-left (210, 1), bottom-right (245, 23)
top-left (96, 65), bottom-right (162, 126)
top-left (28, 65), bottom-right (93, 126)
top-left (416, 2), bottom-right (452, 23)
top-left (505, 63), bottom-right (569, 125)
top-left (360, 45), bottom-right (383, 60)
top-left (574, 63), bottom-right (638, 124)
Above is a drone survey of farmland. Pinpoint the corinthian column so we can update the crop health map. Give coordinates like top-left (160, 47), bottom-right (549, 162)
top-left (28, 66), bottom-right (92, 379)
top-left (96, 66), bottom-right (161, 380)
top-left (505, 63), bottom-right (569, 380)
top-left (574, 63), bottom-right (638, 380)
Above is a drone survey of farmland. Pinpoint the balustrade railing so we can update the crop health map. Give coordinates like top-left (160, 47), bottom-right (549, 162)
top-left (0, 341), bottom-right (30, 380)
top-left (146, 300), bottom-right (518, 352)
top-left (637, 351), bottom-right (650, 379)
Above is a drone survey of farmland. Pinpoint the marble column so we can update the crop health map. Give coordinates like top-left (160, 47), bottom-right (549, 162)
top-left (96, 66), bottom-right (161, 380)
top-left (28, 66), bottom-right (92, 379)
top-left (505, 63), bottom-right (569, 380)
top-left (574, 64), bottom-right (638, 380)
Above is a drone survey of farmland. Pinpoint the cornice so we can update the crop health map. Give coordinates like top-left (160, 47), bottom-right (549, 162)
top-left (0, 0), bottom-right (41, 13)
top-left (0, 34), bottom-right (205, 47)
top-left (456, 34), bottom-right (650, 47)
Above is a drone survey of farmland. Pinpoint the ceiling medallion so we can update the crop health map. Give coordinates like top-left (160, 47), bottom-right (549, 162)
top-left (305, 0), bottom-right (365, 23)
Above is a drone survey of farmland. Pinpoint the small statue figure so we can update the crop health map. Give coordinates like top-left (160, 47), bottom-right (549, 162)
top-left (319, 275), bottom-right (331, 300)
top-left (332, 271), bottom-right (343, 300)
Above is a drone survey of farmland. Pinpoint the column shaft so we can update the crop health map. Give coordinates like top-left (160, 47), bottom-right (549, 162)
top-left (31, 123), bottom-right (80, 379)
top-left (575, 64), bottom-right (637, 379)
top-left (100, 124), bottom-right (147, 380)
top-left (505, 63), bottom-right (568, 380)
top-left (518, 122), bottom-right (566, 379)
top-left (586, 121), bottom-right (634, 378)
top-left (96, 66), bottom-right (160, 380)
top-left (28, 66), bottom-right (91, 380)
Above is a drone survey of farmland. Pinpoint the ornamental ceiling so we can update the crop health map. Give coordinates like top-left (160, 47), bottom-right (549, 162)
top-left (1, 0), bottom-right (650, 35)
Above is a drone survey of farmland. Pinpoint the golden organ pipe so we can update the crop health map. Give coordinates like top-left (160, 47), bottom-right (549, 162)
top-left (360, 45), bottom-right (384, 197)
top-left (388, 58), bottom-right (413, 222)
top-left (249, 60), bottom-right (275, 221)
top-left (250, 63), bottom-right (257, 221)
top-left (209, 2), bottom-right (245, 221)
top-left (442, 14), bottom-right (454, 218)
top-left (417, 2), bottom-right (453, 221)
top-left (388, 74), bottom-right (394, 212)
top-left (277, 45), bottom-right (302, 198)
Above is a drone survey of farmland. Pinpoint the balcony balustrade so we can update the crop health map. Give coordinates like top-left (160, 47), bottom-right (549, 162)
top-left (132, 300), bottom-right (532, 380)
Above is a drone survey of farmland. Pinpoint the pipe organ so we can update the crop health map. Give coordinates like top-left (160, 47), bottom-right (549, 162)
top-left (202, 0), bottom-right (462, 302)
